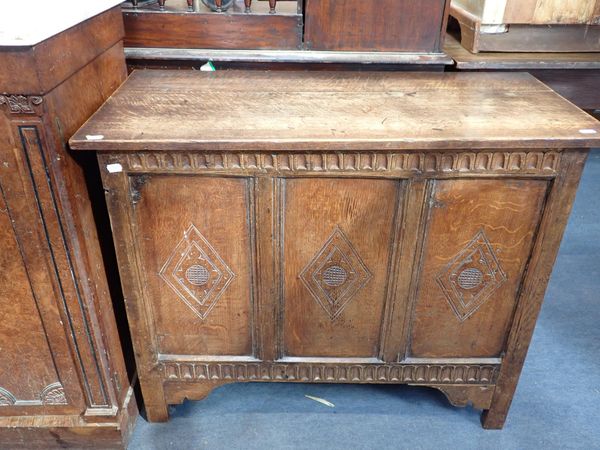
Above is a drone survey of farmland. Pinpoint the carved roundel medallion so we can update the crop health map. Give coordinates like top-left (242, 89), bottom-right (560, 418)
top-left (299, 227), bottom-right (372, 320)
top-left (436, 230), bottom-right (507, 321)
top-left (159, 224), bottom-right (235, 320)
top-left (457, 268), bottom-right (484, 290)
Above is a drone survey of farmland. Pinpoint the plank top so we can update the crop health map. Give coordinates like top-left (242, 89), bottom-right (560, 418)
top-left (70, 70), bottom-right (600, 152)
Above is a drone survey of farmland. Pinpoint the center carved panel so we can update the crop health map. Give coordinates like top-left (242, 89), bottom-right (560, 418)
top-left (436, 230), bottom-right (507, 321)
top-left (300, 227), bottom-right (372, 320)
top-left (159, 223), bottom-right (235, 320)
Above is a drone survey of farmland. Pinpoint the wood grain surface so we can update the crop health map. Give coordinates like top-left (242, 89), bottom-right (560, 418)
top-left (133, 175), bottom-right (254, 357)
top-left (123, 10), bottom-right (302, 50)
top-left (282, 178), bottom-right (399, 358)
top-left (70, 71), bottom-right (600, 152)
top-left (304, 0), bottom-right (448, 52)
top-left (409, 178), bottom-right (548, 358)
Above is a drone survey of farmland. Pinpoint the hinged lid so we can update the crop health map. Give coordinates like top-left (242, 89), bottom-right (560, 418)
top-left (70, 71), bottom-right (600, 152)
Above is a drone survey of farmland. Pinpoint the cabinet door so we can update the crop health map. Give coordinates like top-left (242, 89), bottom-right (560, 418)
top-left (409, 179), bottom-right (548, 358)
top-left (282, 178), bottom-right (400, 359)
top-left (131, 175), bottom-right (255, 358)
top-left (304, 0), bottom-right (447, 52)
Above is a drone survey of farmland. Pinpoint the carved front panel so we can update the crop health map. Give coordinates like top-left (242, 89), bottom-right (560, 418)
top-left (409, 179), bottom-right (548, 358)
top-left (282, 178), bottom-right (400, 358)
top-left (132, 175), bottom-right (254, 357)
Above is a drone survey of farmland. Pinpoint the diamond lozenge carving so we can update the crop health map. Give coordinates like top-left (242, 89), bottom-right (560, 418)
top-left (436, 230), bottom-right (507, 321)
top-left (159, 224), bottom-right (235, 320)
top-left (299, 227), bottom-right (372, 320)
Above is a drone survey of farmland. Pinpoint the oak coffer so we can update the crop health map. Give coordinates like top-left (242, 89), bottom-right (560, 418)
top-left (70, 71), bottom-right (600, 429)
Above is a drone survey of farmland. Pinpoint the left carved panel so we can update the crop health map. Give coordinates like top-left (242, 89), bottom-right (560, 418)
top-left (130, 174), bottom-right (255, 358)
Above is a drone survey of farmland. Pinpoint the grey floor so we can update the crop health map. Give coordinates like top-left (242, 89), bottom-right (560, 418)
top-left (129, 150), bottom-right (600, 450)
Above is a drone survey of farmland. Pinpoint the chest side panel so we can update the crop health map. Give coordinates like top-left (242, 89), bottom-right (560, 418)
top-left (409, 178), bottom-right (548, 358)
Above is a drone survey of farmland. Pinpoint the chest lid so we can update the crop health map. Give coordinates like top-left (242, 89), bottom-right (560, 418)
top-left (70, 70), bottom-right (600, 152)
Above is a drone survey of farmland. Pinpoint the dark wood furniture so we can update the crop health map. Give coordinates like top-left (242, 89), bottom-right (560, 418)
top-left (444, 34), bottom-right (600, 113)
top-left (122, 0), bottom-right (452, 66)
top-left (0, 4), bottom-right (137, 448)
top-left (70, 71), bottom-right (600, 429)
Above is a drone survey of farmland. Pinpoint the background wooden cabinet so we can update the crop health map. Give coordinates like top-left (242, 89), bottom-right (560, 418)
top-left (451, 0), bottom-right (600, 52)
top-left (0, 5), bottom-right (136, 448)
top-left (122, 0), bottom-right (452, 66)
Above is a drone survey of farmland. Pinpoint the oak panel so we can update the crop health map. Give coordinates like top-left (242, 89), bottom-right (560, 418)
top-left (304, 0), bottom-right (447, 52)
top-left (123, 11), bottom-right (301, 50)
top-left (409, 179), bottom-right (548, 358)
top-left (282, 178), bottom-right (399, 358)
top-left (0, 191), bottom-right (58, 402)
top-left (133, 175), bottom-right (254, 357)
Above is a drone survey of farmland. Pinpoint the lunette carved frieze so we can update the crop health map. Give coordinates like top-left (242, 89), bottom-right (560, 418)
top-left (119, 151), bottom-right (561, 176)
top-left (0, 382), bottom-right (67, 406)
top-left (0, 94), bottom-right (43, 114)
top-left (160, 362), bottom-right (499, 385)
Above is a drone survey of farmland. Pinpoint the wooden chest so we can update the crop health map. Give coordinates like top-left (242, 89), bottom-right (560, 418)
top-left (70, 71), bottom-right (600, 429)
top-left (451, 0), bottom-right (600, 52)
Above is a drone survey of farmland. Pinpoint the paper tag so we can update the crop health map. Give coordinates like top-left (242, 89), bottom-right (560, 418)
top-left (200, 61), bottom-right (216, 72)
top-left (106, 163), bottom-right (123, 173)
top-left (86, 134), bottom-right (104, 140)
top-left (579, 129), bottom-right (598, 134)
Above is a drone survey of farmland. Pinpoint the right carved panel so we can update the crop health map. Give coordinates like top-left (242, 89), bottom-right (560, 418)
top-left (409, 178), bottom-right (548, 358)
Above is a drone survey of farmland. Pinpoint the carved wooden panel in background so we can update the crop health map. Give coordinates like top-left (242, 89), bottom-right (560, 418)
top-left (0, 187), bottom-right (63, 406)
